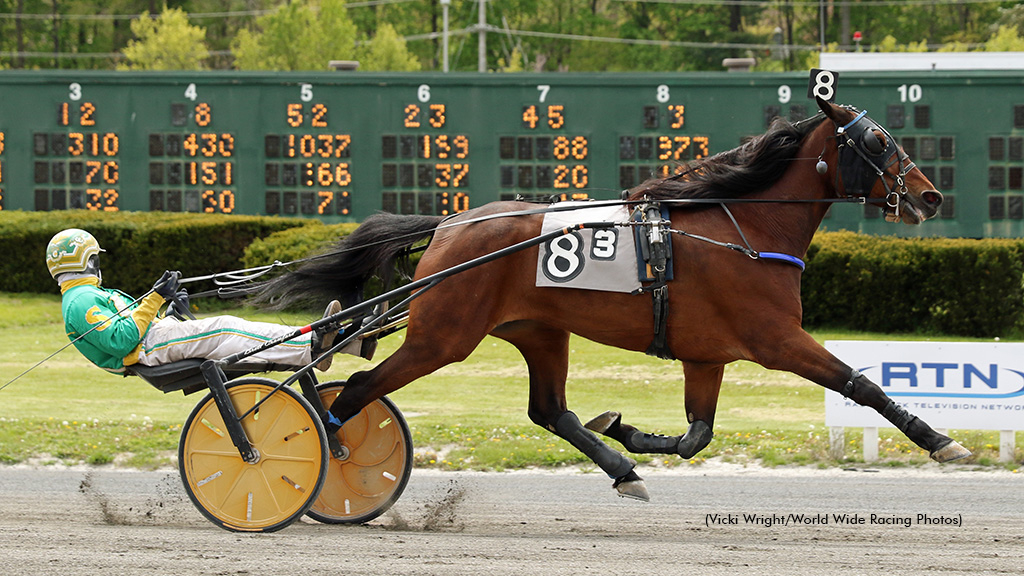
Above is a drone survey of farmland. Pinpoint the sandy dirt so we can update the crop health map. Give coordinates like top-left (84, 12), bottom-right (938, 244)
top-left (0, 463), bottom-right (1021, 575)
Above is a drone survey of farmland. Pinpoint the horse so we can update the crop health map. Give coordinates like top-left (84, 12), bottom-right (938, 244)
top-left (256, 98), bottom-right (969, 500)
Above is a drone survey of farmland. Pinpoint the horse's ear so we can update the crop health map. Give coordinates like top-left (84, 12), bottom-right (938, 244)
top-left (816, 96), bottom-right (842, 122)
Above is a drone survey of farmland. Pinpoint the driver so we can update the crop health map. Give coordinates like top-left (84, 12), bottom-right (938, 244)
top-left (46, 228), bottom-right (373, 375)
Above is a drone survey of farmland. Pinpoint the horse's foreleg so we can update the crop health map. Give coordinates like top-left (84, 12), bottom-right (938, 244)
top-left (494, 322), bottom-right (649, 501)
top-left (586, 362), bottom-right (721, 460)
top-left (761, 330), bottom-right (971, 463)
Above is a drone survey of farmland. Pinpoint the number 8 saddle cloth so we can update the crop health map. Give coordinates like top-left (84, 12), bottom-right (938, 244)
top-left (535, 202), bottom-right (653, 294)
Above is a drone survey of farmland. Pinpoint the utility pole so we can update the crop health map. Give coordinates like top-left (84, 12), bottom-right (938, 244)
top-left (477, 0), bottom-right (486, 72)
top-left (441, 0), bottom-right (450, 72)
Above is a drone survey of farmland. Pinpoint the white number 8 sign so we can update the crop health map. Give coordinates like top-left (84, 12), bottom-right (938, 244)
top-left (807, 68), bottom-right (838, 102)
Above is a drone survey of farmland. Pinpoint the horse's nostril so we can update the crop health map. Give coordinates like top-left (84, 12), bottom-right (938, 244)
top-left (922, 190), bottom-right (943, 206)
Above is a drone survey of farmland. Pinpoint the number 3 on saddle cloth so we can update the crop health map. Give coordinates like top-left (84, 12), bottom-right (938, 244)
top-left (536, 202), bottom-right (674, 292)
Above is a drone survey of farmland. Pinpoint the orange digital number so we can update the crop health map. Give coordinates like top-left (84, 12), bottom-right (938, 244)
top-left (335, 163), bottom-right (351, 186)
top-left (287, 103), bottom-right (303, 127)
top-left (404, 104), bottom-right (420, 128)
top-left (318, 191), bottom-right (334, 215)
top-left (201, 133), bottom-right (218, 157)
top-left (219, 134), bottom-right (234, 157)
top-left (668, 104), bottom-right (685, 129)
top-left (453, 135), bottom-right (469, 159)
top-left (693, 136), bottom-right (710, 159)
top-left (102, 133), bottom-right (119, 156)
top-left (0, 132), bottom-right (4, 155)
top-left (428, 104), bottom-right (446, 128)
top-left (218, 190), bottom-right (235, 213)
top-left (435, 135), bottom-right (451, 159)
top-left (334, 135), bottom-right (351, 158)
top-left (547, 105), bottom-right (565, 129)
top-left (80, 102), bottom-right (96, 126)
top-left (553, 136), bottom-right (570, 160)
top-left (85, 161), bottom-right (102, 184)
top-left (194, 103), bottom-right (212, 127)
top-left (317, 163), bottom-right (334, 187)
top-left (571, 136), bottom-right (588, 160)
top-left (222, 162), bottom-right (234, 185)
top-left (522, 105), bottom-right (539, 129)
top-left (311, 103), bottom-right (328, 128)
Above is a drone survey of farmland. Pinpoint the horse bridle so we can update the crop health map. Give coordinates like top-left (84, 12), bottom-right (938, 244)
top-left (831, 108), bottom-right (917, 221)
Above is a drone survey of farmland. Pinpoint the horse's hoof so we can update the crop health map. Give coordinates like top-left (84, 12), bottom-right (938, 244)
top-left (615, 478), bottom-right (650, 502)
top-left (931, 440), bottom-right (972, 463)
top-left (584, 411), bottom-right (621, 434)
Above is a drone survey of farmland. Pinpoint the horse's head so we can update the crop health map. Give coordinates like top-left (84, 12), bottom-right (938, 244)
top-left (817, 98), bottom-right (943, 225)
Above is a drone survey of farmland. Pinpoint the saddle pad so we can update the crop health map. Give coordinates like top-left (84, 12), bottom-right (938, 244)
top-left (535, 203), bottom-right (641, 293)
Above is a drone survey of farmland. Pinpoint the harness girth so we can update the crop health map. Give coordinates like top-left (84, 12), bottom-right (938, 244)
top-left (633, 203), bottom-right (676, 361)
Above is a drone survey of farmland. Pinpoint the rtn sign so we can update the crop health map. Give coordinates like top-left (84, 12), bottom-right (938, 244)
top-left (878, 362), bottom-right (1024, 398)
top-left (824, 341), bottom-right (1024, 431)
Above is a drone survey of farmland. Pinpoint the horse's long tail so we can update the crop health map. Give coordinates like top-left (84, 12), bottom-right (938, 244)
top-left (251, 213), bottom-right (444, 310)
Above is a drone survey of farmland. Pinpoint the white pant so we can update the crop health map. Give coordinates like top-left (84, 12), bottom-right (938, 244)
top-left (137, 315), bottom-right (312, 368)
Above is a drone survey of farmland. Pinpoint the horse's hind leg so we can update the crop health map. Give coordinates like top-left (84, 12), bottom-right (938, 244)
top-left (493, 321), bottom-right (649, 501)
top-left (586, 362), bottom-right (720, 460)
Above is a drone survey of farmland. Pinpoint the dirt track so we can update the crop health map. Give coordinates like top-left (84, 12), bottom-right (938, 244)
top-left (0, 463), bottom-right (1021, 575)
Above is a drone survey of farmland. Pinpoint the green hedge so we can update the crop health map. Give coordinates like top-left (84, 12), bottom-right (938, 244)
top-left (241, 222), bottom-right (359, 269)
top-left (802, 232), bottom-right (1024, 337)
top-left (0, 210), bottom-right (313, 296)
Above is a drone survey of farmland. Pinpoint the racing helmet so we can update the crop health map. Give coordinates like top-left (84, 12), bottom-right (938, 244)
top-left (45, 228), bottom-right (105, 278)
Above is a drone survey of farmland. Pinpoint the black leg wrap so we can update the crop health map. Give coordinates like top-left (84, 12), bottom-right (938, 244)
top-left (625, 430), bottom-right (682, 454)
top-left (882, 400), bottom-right (915, 434)
top-left (676, 420), bottom-right (714, 459)
top-left (555, 411), bottom-right (635, 479)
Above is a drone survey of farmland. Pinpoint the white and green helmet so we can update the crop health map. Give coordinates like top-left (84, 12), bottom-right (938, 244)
top-left (45, 228), bottom-right (104, 278)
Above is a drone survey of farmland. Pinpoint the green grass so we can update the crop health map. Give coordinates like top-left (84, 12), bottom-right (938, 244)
top-left (1, 292), bottom-right (1020, 471)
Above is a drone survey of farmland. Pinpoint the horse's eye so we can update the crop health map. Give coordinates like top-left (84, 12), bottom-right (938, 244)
top-left (862, 128), bottom-right (884, 155)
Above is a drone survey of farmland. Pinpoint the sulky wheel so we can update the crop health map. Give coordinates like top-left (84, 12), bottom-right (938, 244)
top-left (307, 382), bottom-right (413, 524)
top-left (178, 378), bottom-right (328, 532)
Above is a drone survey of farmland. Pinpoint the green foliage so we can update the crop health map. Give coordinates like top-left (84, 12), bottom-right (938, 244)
top-left (0, 211), bottom-right (311, 296)
top-left (241, 221), bottom-right (359, 268)
top-left (873, 35), bottom-right (930, 52)
top-left (983, 25), bottom-right (1024, 52)
top-left (0, 0), bottom-right (1021, 71)
top-left (232, 0), bottom-right (358, 71)
top-left (118, 7), bottom-right (209, 71)
top-left (357, 23), bottom-right (421, 72)
top-left (802, 232), bottom-right (1024, 337)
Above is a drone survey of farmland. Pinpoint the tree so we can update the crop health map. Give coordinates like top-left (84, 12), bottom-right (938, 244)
top-left (232, 0), bottom-right (357, 71)
top-left (357, 23), bottom-right (421, 71)
top-left (983, 25), bottom-right (1024, 52)
top-left (119, 7), bottom-right (209, 70)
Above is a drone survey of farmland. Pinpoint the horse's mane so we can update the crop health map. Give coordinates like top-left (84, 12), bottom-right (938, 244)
top-left (626, 113), bottom-right (827, 202)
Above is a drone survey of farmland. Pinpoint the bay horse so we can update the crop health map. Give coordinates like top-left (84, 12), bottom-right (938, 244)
top-left (258, 98), bottom-right (969, 500)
